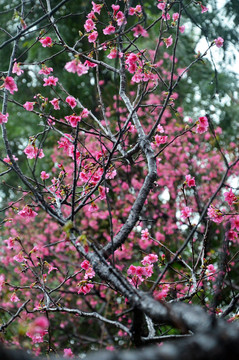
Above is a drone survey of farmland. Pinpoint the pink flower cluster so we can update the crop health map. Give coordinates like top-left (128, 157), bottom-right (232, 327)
top-left (65, 59), bottom-right (90, 77)
top-left (224, 188), bottom-right (237, 208)
top-left (181, 206), bottom-right (192, 220)
top-left (24, 144), bottom-right (45, 159)
top-left (207, 205), bottom-right (223, 223)
top-left (185, 174), bottom-right (196, 187)
top-left (12, 62), bottom-right (24, 76)
top-left (43, 76), bottom-right (58, 86)
top-left (3, 76), bottom-right (18, 94)
top-left (127, 261), bottom-right (154, 287)
top-left (196, 116), bottom-right (209, 134)
top-left (26, 316), bottom-right (49, 344)
top-left (129, 5), bottom-right (142, 16)
top-left (18, 205), bottom-right (38, 218)
top-left (0, 112), bottom-right (9, 124)
top-left (39, 36), bottom-right (52, 47)
top-left (65, 108), bottom-right (89, 127)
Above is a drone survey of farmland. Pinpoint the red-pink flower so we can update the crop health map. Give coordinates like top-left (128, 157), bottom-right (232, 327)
top-left (78, 283), bottom-right (94, 295)
top-left (10, 293), bottom-right (20, 302)
top-left (88, 31), bottom-right (98, 43)
top-left (0, 274), bottom-right (5, 292)
top-left (18, 205), bottom-right (38, 218)
top-left (181, 206), bottom-right (192, 220)
top-left (103, 25), bottom-right (115, 35)
top-left (107, 48), bottom-right (123, 59)
top-left (24, 144), bottom-right (45, 159)
top-left (207, 205), bottom-right (223, 223)
top-left (214, 37), bottom-right (224, 48)
top-left (231, 216), bottom-right (239, 231)
top-left (41, 171), bottom-right (50, 180)
top-left (26, 316), bottom-right (49, 344)
top-left (172, 13), bottom-right (179, 21)
top-left (3, 76), bottom-right (18, 94)
top-left (66, 96), bottom-right (77, 109)
top-left (224, 188), bottom-right (237, 207)
top-left (196, 116), bottom-right (209, 134)
top-left (0, 112), bottom-right (9, 124)
top-left (39, 36), bottom-right (52, 47)
top-left (164, 35), bottom-right (173, 48)
top-left (39, 65), bottom-right (53, 75)
top-left (65, 114), bottom-right (81, 127)
top-left (84, 19), bottom-right (96, 32)
top-left (200, 5), bottom-right (209, 13)
top-left (185, 174), bottom-right (196, 187)
top-left (63, 348), bottom-right (74, 358)
top-left (92, 1), bottom-right (103, 14)
top-left (12, 62), bottom-right (24, 76)
top-left (132, 25), bottom-right (148, 38)
top-left (50, 98), bottom-right (60, 110)
top-left (23, 101), bottom-right (34, 111)
top-left (43, 76), bottom-right (58, 86)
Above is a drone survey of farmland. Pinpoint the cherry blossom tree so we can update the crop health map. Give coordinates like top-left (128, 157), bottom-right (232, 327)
top-left (0, 0), bottom-right (239, 359)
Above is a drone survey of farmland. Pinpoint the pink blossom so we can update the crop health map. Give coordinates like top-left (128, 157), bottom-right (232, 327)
top-left (41, 171), bottom-right (50, 180)
top-left (88, 31), bottom-right (98, 43)
top-left (0, 112), bottom-right (9, 124)
top-left (66, 96), bottom-right (77, 109)
top-left (172, 13), bottom-right (179, 21)
top-left (39, 36), bottom-right (52, 47)
top-left (142, 254), bottom-right (158, 265)
top-left (206, 264), bottom-right (216, 281)
top-left (84, 60), bottom-right (97, 68)
top-left (155, 134), bottom-right (168, 146)
top-left (4, 237), bottom-right (15, 249)
top-left (50, 98), bottom-right (60, 110)
top-left (207, 205), bottom-right (223, 223)
top-left (164, 35), bottom-right (173, 48)
top-left (107, 48), bottom-right (123, 59)
top-left (224, 188), bottom-right (237, 207)
top-left (81, 260), bottom-right (90, 270)
top-left (179, 25), bottom-right (185, 33)
top-left (112, 4), bottom-right (120, 12)
top-left (43, 76), bottom-right (58, 86)
top-left (24, 144), bottom-right (45, 159)
top-left (65, 114), bottom-right (81, 127)
top-left (231, 216), bottom-right (239, 231)
top-left (196, 116), bottom-right (209, 134)
top-left (81, 108), bottom-right (89, 118)
top-left (103, 25), bottom-right (116, 35)
top-left (157, 2), bottom-right (166, 10)
top-left (18, 206), bottom-right (38, 218)
top-left (26, 316), bottom-right (49, 344)
top-left (13, 251), bottom-right (25, 262)
top-left (23, 101), bottom-right (34, 111)
top-left (181, 206), bottom-right (192, 220)
top-left (115, 11), bottom-right (125, 26)
top-left (129, 7), bottom-right (136, 16)
top-left (92, 1), bottom-right (103, 14)
top-left (12, 62), bottom-right (24, 76)
top-left (185, 174), bottom-right (196, 187)
top-left (78, 283), bottom-right (94, 295)
top-left (39, 65), bottom-right (53, 75)
top-left (214, 37), bottom-right (224, 48)
top-left (64, 348), bottom-right (74, 358)
top-left (84, 19), bottom-right (96, 32)
top-left (0, 274), bottom-right (5, 291)
top-left (132, 25), bottom-right (148, 38)
top-left (3, 154), bottom-right (18, 163)
top-left (10, 293), bottom-right (20, 302)
top-left (200, 5), bottom-right (209, 13)
top-left (3, 76), bottom-right (18, 94)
